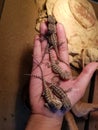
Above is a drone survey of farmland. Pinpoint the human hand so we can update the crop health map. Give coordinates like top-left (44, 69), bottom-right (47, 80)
top-left (29, 22), bottom-right (98, 119)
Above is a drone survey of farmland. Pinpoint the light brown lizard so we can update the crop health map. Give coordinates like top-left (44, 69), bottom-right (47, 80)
top-left (31, 59), bottom-right (63, 112)
top-left (33, 74), bottom-right (63, 112)
top-left (25, 58), bottom-right (71, 112)
top-left (47, 15), bottom-right (70, 67)
top-left (33, 15), bottom-right (70, 73)
top-left (49, 50), bottom-right (71, 80)
top-left (49, 83), bottom-right (71, 112)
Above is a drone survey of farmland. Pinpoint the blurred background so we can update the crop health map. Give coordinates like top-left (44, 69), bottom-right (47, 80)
top-left (0, 0), bottom-right (98, 130)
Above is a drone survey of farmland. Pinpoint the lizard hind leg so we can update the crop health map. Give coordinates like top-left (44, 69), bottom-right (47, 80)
top-left (51, 75), bottom-right (60, 86)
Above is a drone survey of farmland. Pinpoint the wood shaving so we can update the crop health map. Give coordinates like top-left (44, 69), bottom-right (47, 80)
top-left (35, 0), bottom-right (98, 69)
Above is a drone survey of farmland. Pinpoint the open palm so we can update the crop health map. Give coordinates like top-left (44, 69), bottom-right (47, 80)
top-left (29, 22), bottom-right (98, 118)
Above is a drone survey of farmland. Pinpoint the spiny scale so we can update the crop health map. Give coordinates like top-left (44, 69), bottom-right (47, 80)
top-left (30, 74), bottom-right (63, 111)
top-left (47, 15), bottom-right (70, 67)
top-left (49, 50), bottom-right (71, 80)
top-left (50, 84), bottom-right (71, 110)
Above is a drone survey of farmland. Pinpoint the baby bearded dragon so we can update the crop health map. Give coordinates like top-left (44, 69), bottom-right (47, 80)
top-left (30, 73), bottom-right (63, 111)
top-left (42, 80), bottom-right (63, 112)
top-left (31, 59), bottom-right (63, 112)
top-left (49, 83), bottom-right (72, 112)
top-left (47, 15), bottom-right (70, 67)
top-left (47, 15), bottom-right (56, 35)
top-left (49, 50), bottom-right (71, 80)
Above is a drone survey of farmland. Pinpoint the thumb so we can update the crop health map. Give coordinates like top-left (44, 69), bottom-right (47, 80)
top-left (75, 62), bottom-right (98, 96)
top-left (67, 62), bottom-right (98, 106)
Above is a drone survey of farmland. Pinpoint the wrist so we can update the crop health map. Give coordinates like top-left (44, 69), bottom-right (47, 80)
top-left (25, 114), bottom-right (63, 130)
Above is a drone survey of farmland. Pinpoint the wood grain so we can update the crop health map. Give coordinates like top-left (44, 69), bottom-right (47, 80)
top-left (0, 0), bottom-right (5, 18)
top-left (89, 70), bottom-right (98, 130)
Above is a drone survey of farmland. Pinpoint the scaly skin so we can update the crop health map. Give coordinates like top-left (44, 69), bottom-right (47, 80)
top-left (34, 75), bottom-right (63, 111)
top-left (30, 61), bottom-right (63, 112)
top-left (49, 83), bottom-right (71, 112)
top-left (42, 79), bottom-right (63, 112)
top-left (47, 15), bottom-right (70, 67)
top-left (49, 50), bottom-right (71, 80)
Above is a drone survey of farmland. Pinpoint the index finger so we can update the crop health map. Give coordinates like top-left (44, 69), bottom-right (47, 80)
top-left (57, 23), bottom-right (69, 63)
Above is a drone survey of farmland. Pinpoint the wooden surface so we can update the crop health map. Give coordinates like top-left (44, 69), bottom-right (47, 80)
top-left (89, 71), bottom-right (98, 130)
top-left (0, 0), bottom-right (5, 18)
top-left (0, 0), bottom-right (37, 130)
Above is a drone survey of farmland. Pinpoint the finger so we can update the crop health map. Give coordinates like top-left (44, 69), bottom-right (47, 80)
top-left (57, 23), bottom-right (69, 63)
top-left (30, 36), bottom-right (43, 104)
top-left (50, 49), bottom-right (57, 61)
top-left (41, 43), bottom-right (49, 65)
top-left (33, 35), bottom-right (42, 67)
top-left (30, 57), bottom-right (43, 101)
top-left (75, 62), bottom-right (98, 94)
top-left (30, 72), bottom-right (43, 105)
top-left (40, 22), bottom-right (50, 63)
top-left (41, 39), bottom-right (49, 61)
top-left (66, 62), bottom-right (98, 106)
top-left (41, 40), bottom-right (47, 54)
top-left (40, 22), bottom-right (47, 35)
